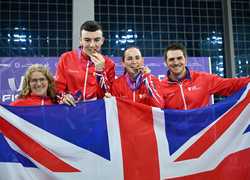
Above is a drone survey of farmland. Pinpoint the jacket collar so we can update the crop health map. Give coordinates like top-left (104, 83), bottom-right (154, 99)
top-left (125, 72), bottom-right (143, 91)
top-left (29, 93), bottom-right (50, 99)
top-left (76, 48), bottom-right (93, 64)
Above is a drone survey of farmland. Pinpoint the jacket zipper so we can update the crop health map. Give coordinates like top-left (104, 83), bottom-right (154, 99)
top-left (83, 61), bottom-right (89, 101)
top-left (179, 83), bottom-right (187, 110)
top-left (133, 91), bottom-right (135, 102)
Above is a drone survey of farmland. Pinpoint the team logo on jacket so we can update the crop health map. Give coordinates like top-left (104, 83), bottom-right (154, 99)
top-left (187, 85), bottom-right (201, 91)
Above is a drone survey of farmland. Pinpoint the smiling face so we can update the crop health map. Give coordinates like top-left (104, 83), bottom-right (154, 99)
top-left (165, 49), bottom-right (187, 80)
top-left (122, 47), bottom-right (144, 79)
top-left (29, 71), bottom-right (48, 96)
top-left (80, 29), bottom-right (104, 55)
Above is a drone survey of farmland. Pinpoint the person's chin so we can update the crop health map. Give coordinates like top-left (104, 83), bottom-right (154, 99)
top-left (34, 92), bottom-right (46, 97)
top-left (173, 67), bottom-right (183, 73)
top-left (171, 69), bottom-right (180, 74)
top-left (172, 71), bottom-right (182, 76)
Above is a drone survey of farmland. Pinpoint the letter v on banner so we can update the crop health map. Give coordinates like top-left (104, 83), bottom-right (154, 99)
top-left (8, 76), bottom-right (24, 91)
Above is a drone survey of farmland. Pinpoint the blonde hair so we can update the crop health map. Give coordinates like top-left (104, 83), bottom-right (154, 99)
top-left (18, 64), bottom-right (56, 102)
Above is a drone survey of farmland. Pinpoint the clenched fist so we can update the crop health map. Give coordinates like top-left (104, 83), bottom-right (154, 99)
top-left (89, 51), bottom-right (105, 72)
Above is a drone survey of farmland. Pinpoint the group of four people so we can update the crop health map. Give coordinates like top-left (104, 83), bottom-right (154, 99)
top-left (11, 20), bottom-right (250, 110)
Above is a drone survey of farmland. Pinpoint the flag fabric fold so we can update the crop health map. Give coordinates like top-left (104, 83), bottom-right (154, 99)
top-left (0, 83), bottom-right (249, 180)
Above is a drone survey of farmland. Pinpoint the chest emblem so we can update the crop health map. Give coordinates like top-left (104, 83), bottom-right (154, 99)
top-left (188, 85), bottom-right (201, 91)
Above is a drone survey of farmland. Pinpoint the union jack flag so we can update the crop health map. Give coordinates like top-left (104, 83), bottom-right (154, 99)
top-left (0, 83), bottom-right (249, 180)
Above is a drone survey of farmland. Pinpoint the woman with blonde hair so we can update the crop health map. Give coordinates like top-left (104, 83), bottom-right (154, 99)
top-left (11, 64), bottom-right (57, 106)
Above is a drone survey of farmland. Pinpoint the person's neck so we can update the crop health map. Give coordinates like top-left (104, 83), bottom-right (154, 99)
top-left (169, 70), bottom-right (186, 82)
top-left (127, 72), bottom-right (140, 81)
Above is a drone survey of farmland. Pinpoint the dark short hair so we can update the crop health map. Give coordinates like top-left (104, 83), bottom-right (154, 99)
top-left (164, 43), bottom-right (187, 60)
top-left (122, 46), bottom-right (142, 62)
top-left (80, 20), bottom-right (103, 36)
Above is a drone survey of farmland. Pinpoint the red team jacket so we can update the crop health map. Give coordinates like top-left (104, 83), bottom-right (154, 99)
top-left (10, 94), bottom-right (54, 106)
top-left (55, 49), bottom-right (115, 101)
top-left (111, 73), bottom-right (164, 108)
top-left (161, 68), bottom-right (250, 110)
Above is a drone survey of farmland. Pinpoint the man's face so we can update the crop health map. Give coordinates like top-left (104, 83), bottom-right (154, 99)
top-left (80, 29), bottom-right (104, 55)
top-left (122, 48), bottom-right (144, 78)
top-left (165, 50), bottom-right (187, 78)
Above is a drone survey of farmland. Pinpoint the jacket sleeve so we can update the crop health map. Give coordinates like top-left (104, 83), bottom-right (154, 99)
top-left (208, 74), bottom-right (250, 96)
top-left (143, 74), bottom-right (164, 108)
top-left (9, 100), bottom-right (21, 106)
top-left (96, 57), bottom-right (115, 96)
top-left (55, 54), bottom-right (68, 94)
top-left (111, 77), bottom-right (126, 97)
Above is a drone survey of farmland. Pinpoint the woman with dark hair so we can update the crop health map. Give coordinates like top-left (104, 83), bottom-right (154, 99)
top-left (111, 47), bottom-right (164, 108)
top-left (11, 64), bottom-right (57, 106)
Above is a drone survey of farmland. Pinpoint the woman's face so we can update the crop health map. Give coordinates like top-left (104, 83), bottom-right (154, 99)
top-left (122, 48), bottom-right (144, 78)
top-left (29, 71), bottom-right (48, 96)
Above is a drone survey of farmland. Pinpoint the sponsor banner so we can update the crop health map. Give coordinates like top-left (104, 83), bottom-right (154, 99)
top-left (0, 57), bottom-right (210, 103)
